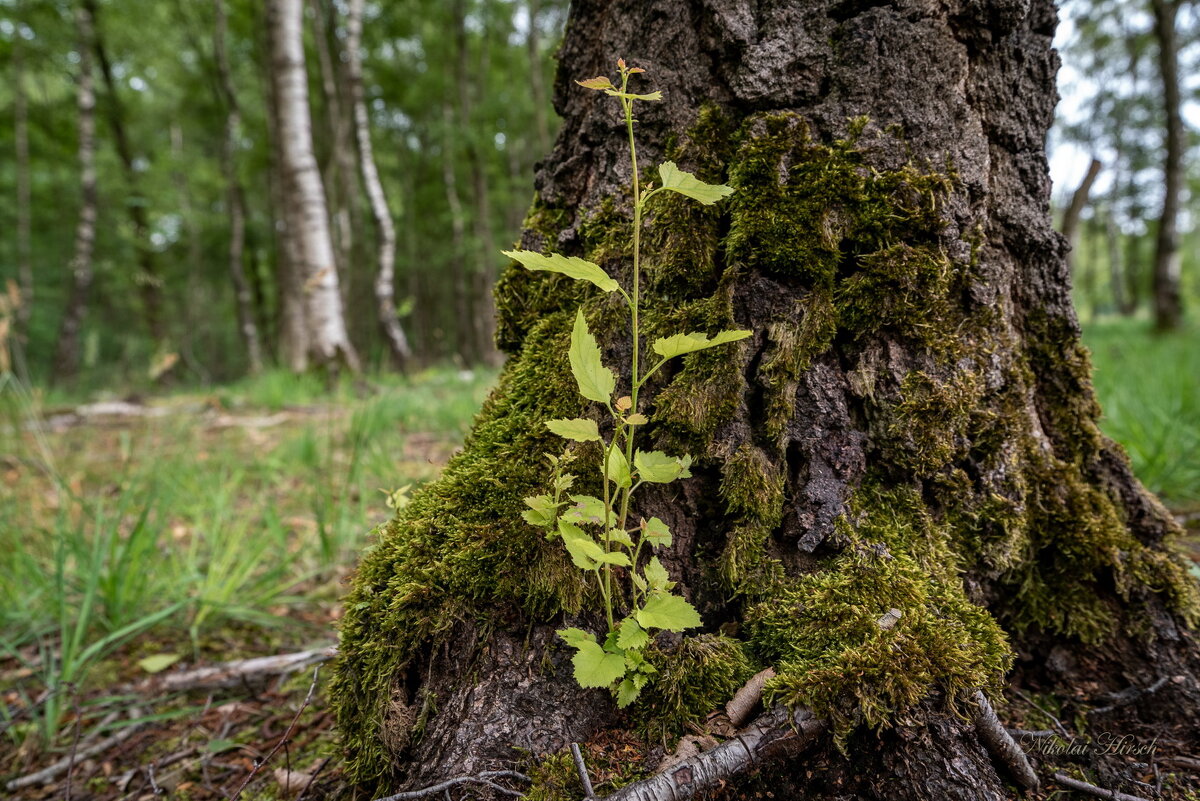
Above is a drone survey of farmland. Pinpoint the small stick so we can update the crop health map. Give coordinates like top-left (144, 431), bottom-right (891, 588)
top-left (123, 646), bottom-right (335, 695)
top-left (5, 706), bottom-right (145, 792)
top-left (294, 756), bottom-right (331, 801)
top-left (228, 665), bottom-right (321, 801)
top-left (1089, 676), bottom-right (1170, 716)
top-left (373, 770), bottom-right (531, 801)
top-left (571, 742), bottom-right (597, 799)
top-left (1053, 772), bottom-right (1153, 801)
top-left (972, 691), bottom-right (1039, 790)
top-left (65, 689), bottom-right (83, 801)
top-left (725, 668), bottom-right (775, 728)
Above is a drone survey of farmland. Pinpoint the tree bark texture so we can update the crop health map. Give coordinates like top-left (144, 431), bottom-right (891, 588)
top-left (267, 0), bottom-right (360, 371)
top-left (333, 2), bottom-right (1200, 799)
top-left (345, 0), bottom-right (413, 369)
top-left (53, 1), bottom-right (99, 381)
top-left (214, 0), bottom-right (264, 375)
top-left (1150, 0), bottom-right (1184, 331)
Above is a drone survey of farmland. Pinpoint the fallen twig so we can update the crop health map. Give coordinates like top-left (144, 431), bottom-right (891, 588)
top-left (972, 691), bottom-right (1039, 790)
top-left (1089, 676), bottom-right (1170, 716)
top-left (725, 668), bottom-right (775, 728)
top-left (601, 705), bottom-right (826, 801)
top-left (6, 706), bottom-right (146, 792)
top-left (228, 665), bottom-right (322, 801)
top-left (571, 742), bottom-right (597, 799)
top-left (374, 770), bottom-right (531, 800)
top-left (124, 645), bottom-right (335, 695)
top-left (1053, 772), bottom-right (1153, 801)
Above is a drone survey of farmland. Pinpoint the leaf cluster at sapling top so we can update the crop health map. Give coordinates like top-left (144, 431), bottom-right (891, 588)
top-left (506, 59), bottom-right (748, 709)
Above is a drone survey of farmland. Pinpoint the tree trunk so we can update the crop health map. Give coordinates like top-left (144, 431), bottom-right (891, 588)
top-left (333, 2), bottom-right (1200, 800)
top-left (267, 0), bottom-right (360, 372)
top-left (527, 0), bottom-right (552, 157)
top-left (1059, 157), bottom-right (1101, 277)
top-left (14, 18), bottom-right (33, 342)
top-left (1150, 0), bottom-right (1184, 332)
top-left (215, 0), bottom-right (264, 375)
top-left (85, 0), bottom-right (167, 343)
top-left (344, 0), bottom-right (413, 369)
top-left (441, 103), bottom-right (475, 364)
top-left (53, 1), bottom-right (99, 381)
top-left (1105, 212), bottom-right (1135, 316)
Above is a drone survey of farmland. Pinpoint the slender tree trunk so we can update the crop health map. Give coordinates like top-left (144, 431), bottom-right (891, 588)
top-left (14, 23), bottom-right (33, 340)
top-left (344, 0), bottom-right (412, 368)
top-left (1150, 0), bottom-right (1184, 331)
top-left (169, 123), bottom-right (209, 382)
top-left (1105, 212), bottom-right (1134, 316)
top-left (215, 0), bottom-right (264, 374)
top-left (261, 8), bottom-right (308, 371)
top-left (441, 103), bottom-right (475, 364)
top-left (1059, 157), bottom-right (1101, 277)
top-left (84, 0), bottom-right (166, 342)
top-left (268, 0), bottom-right (360, 371)
top-left (334, 1), bottom-right (1200, 799)
top-left (53, 2), bottom-right (98, 381)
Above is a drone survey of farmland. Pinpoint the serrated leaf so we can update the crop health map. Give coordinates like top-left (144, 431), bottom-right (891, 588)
top-left (642, 555), bottom-right (672, 591)
top-left (137, 653), bottom-right (181, 674)
top-left (657, 161), bottom-right (734, 205)
top-left (634, 451), bottom-right (693, 484)
top-left (603, 89), bottom-right (663, 102)
top-left (617, 617), bottom-right (650, 650)
top-left (569, 309), bottom-right (616, 404)
top-left (545, 418), bottom-right (601, 442)
top-left (557, 627), bottom-right (597, 649)
top-left (522, 494), bottom-right (557, 528)
top-left (643, 517), bottom-right (672, 548)
top-left (562, 494), bottom-right (607, 526)
top-left (637, 592), bottom-right (702, 632)
top-left (572, 640), bottom-right (626, 688)
top-left (607, 528), bottom-right (634, 548)
top-left (605, 447), bottom-right (631, 488)
top-left (624, 413), bottom-right (649, 425)
top-left (617, 678), bottom-right (641, 708)
top-left (652, 329), bottom-right (752, 360)
top-left (502, 250), bottom-right (618, 293)
top-left (577, 75), bottom-right (615, 91)
top-left (558, 519), bottom-right (606, 570)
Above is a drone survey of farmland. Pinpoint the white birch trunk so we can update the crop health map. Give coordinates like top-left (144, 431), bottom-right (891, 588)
top-left (345, 0), bottom-right (412, 367)
top-left (268, 0), bottom-right (359, 371)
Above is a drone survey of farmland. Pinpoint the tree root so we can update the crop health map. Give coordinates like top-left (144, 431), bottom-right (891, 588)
top-left (375, 771), bottom-right (531, 800)
top-left (1053, 772), bottom-right (1153, 801)
top-left (124, 645), bottom-right (335, 694)
top-left (971, 690), bottom-right (1040, 790)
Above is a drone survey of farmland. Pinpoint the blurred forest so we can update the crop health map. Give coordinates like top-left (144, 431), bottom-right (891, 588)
top-left (0, 0), bottom-right (1195, 386)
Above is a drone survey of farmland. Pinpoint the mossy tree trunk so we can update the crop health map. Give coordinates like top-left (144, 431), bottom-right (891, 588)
top-left (332, 1), bottom-right (1200, 798)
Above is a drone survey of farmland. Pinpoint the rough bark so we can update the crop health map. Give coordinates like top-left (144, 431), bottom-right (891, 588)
top-left (85, 0), bottom-right (167, 343)
top-left (53, 1), bottom-right (98, 381)
top-left (333, 1), bottom-right (1200, 799)
top-left (1150, 0), bottom-right (1184, 331)
top-left (1059, 157), bottom-right (1101, 277)
top-left (344, 0), bottom-right (413, 369)
top-left (214, 0), bottom-right (264, 375)
top-left (267, 0), bottom-right (360, 371)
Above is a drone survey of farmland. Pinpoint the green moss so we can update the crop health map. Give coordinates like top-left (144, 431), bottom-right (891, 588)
top-left (524, 742), bottom-right (650, 801)
top-left (717, 445), bottom-right (786, 586)
top-left (636, 633), bottom-right (755, 742)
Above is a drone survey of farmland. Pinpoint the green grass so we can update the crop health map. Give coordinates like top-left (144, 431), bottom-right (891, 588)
top-left (1083, 317), bottom-right (1200, 507)
top-left (0, 366), bottom-right (496, 750)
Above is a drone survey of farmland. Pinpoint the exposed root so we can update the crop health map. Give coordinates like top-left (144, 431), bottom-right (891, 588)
top-left (972, 691), bottom-right (1040, 790)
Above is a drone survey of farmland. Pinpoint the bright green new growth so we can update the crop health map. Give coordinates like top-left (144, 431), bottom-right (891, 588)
top-left (503, 60), bottom-right (749, 707)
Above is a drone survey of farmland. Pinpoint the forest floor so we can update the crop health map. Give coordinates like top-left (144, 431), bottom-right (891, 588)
top-left (0, 318), bottom-right (1197, 801)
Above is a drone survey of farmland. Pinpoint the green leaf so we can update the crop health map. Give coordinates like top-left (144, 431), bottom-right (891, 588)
top-left (569, 309), bottom-right (616, 404)
top-left (522, 494), bottom-right (557, 528)
top-left (605, 447), bottom-right (631, 488)
top-left (562, 495), bottom-right (608, 526)
top-left (137, 653), bottom-right (181, 674)
top-left (571, 640), bottom-right (627, 688)
top-left (617, 678), bottom-right (641, 708)
top-left (643, 517), bottom-right (672, 548)
top-left (545, 418), bottom-right (601, 442)
top-left (642, 555), bottom-right (672, 591)
top-left (557, 627), bottom-right (597, 649)
top-left (502, 250), bottom-right (619, 293)
top-left (576, 76), bottom-right (616, 91)
top-left (657, 161), bottom-right (734, 205)
top-left (595, 550), bottom-right (632, 567)
top-left (617, 617), bottom-right (650, 650)
top-left (603, 89), bottom-right (663, 102)
top-left (558, 520), bottom-right (606, 569)
top-left (206, 739), bottom-right (241, 754)
top-left (651, 329), bottom-right (752, 360)
top-left (607, 528), bottom-right (634, 548)
top-left (637, 592), bottom-right (702, 633)
top-left (634, 451), bottom-right (693, 484)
